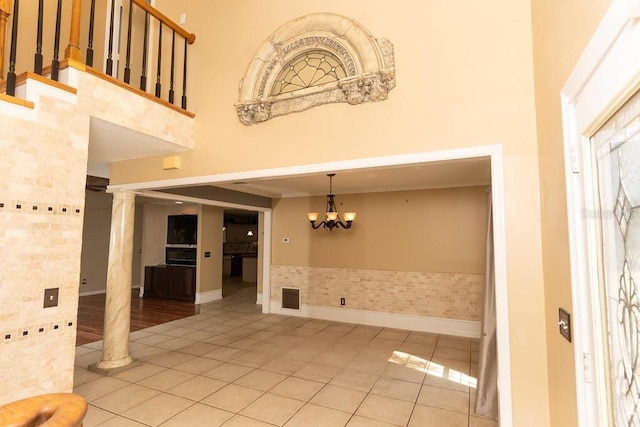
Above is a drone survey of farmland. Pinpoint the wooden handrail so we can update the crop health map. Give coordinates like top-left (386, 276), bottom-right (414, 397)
top-left (0, 393), bottom-right (87, 427)
top-left (131, 0), bottom-right (195, 44)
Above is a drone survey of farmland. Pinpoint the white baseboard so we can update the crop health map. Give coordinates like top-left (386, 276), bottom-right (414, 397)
top-left (79, 287), bottom-right (140, 297)
top-left (256, 293), bottom-right (263, 305)
top-left (269, 302), bottom-right (481, 339)
top-left (196, 289), bottom-right (222, 304)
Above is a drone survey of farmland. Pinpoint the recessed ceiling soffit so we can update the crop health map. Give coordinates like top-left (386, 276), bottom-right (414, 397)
top-left (236, 13), bottom-right (396, 125)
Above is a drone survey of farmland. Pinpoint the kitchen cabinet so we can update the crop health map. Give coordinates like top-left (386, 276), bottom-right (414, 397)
top-left (144, 265), bottom-right (196, 302)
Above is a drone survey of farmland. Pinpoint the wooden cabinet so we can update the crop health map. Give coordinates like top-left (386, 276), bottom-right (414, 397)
top-left (144, 265), bottom-right (196, 302)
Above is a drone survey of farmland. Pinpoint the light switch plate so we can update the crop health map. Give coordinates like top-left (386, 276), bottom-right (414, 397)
top-left (44, 288), bottom-right (59, 308)
top-left (559, 308), bottom-right (571, 342)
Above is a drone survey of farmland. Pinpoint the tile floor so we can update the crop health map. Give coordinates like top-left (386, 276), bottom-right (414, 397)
top-left (73, 286), bottom-right (498, 426)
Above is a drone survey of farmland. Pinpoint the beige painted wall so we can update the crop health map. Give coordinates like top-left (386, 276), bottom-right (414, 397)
top-left (111, 1), bottom-right (548, 423)
top-left (531, 0), bottom-right (611, 425)
top-left (272, 187), bottom-right (487, 273)
top-left (198, 205), bottom-right (223, 293)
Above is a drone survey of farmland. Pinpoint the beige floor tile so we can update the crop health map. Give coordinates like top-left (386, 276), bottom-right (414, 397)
top-left (92, 383), bottom-right (160, 413)
top-left (201, 383), bottom-right (264, 413)
top-left (129, 330), bottom-right (154, 340)
top-left (73, 367), bottom-right (102, 387)
top-left (203, 346), bottom-right (246, 361)
top-left (294, 363), bottom-right (341, 383)
top-left (156, 337), bottom-right (196, 350)
top-left (469, 415), bottom-right (499, 426)
top-left (82, 404), bottom-right (116, 427)
top-left (169, 375), bottom-right (227, 401)
top-left (438, 336), bottom-right (471, 350)
top-left (310, 384), bottom-right (366, 413)
top-left (138, 368), bottom-right (195, 391)
top-left (261, 357), bottom-right (307, 375)
top-left (408, 404), bottom-right (468, 427)
top-left (177, 341), bottom-right (220, 356)
top-left (134, 333), bottom-right (175, 346)
top-left (240, 392), bottom-right (306, 426)
top-left (371, 377), bottom-right (421, 402)
top-left (433, 347), bottom-right (471, 362)
top-left (122, 393), bottom-right (194, 426)
top-left (173, 355), bottom-right (224, 374)
top-left (314, 351), bottom-right (356, 368)
top-left (349, 325), bottom-right (383, 337)
top-left (417, 384), bottom-right (469, 414)
top-left (284, 403), bottom-right (351, 427)
top-left (159, 402), bottom-right (233, 427)
top-left (95, 415), bottom-right (148, 427)
top-left (399, 342), bottom-right (436, 358)
top-left (75, 345), bottom-right (98, 356)
top-left (73, 376), bottom-right (130, 402)
top-left (148, 350), bottom-right (196, 368)
top-left (355, 394), bottom-right (414, 426)
top-left (324, 324), bottom-right (356, 335)
top-left (160, 326), bottom-right (197, 337)
top-left (234, 368), bottom-right (287, 391)
top-left (270, 376), bottom-right (324, 401)
top-left (130, 345), bottom-right (167, 361)
top-left (203, 362), bottom-right (254, 382)
top-left (181, 330), bottom-right (217, 342)
top-left (329, 369), bottom-right (380, 392)
top-left (376, 330), bottom-right (410, 341)
top-left (74, 350), bottom-right (102, 368)
top-left (113, 362), bottom-right (166, 383)
top-left (345, 357), bottom-right (388, 375)
top-left (222, 414), bottom-right (275, 426)
top-left (382, 362), bottom-right (426, 384)
top-left (205, 334), bottom-right (243, 346)
top-left (227, 337), bottom-right (264, 350)
top-left (405, 333), bottom-right (439, 346)
top-left (346, 415), bottom-right (397, 426)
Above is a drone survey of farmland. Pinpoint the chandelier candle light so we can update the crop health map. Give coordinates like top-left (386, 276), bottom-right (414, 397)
top-left (307, 174), bottom-right (356, 231)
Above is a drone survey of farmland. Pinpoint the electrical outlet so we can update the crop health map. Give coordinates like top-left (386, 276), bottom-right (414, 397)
top-left (340, 297), bottom-right (345, 306)
top-left (44, 288), bottom-right (59, 308)
top-left (81, 278), bottom-right (87, 285)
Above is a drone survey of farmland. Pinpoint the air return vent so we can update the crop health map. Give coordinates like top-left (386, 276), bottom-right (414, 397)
top-left (282, 288), bottom-right (300, 310)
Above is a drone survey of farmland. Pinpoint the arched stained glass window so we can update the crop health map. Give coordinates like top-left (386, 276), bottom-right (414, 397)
top-left (271, 50), bottom-right (347, 96)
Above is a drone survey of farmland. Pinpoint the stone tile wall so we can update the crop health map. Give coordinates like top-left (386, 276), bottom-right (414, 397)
top-left (271, 265), bottom-right (484, 321)
top-left (0, 65), bottom-right (195, 405)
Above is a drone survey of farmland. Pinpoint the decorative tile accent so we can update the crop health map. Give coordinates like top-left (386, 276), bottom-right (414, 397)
top-left (271, 265), bottom-right (483, 321)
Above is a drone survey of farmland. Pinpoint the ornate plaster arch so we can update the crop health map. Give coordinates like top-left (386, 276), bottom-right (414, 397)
top-left (236, 13), bottom-right (395, 125)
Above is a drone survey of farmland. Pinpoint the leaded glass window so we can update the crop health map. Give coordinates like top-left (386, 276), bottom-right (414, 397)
top-left (271, 50), bottom-right (347, 96)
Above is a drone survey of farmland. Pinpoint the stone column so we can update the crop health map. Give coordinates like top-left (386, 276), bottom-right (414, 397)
top-left (90, 191), bottom-right (138, 374)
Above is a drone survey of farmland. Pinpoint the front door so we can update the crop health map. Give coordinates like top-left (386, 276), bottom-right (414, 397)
top-left (589, 91), bottom-right (640, 426)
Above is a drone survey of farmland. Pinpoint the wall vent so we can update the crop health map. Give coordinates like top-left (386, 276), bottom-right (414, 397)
top-left (282, 288), bottom-right (300, 310)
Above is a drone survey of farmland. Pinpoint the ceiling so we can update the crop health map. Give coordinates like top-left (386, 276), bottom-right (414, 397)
top-left (87, 117), bottom-right (189, 178)
top-left (160, 156), bottom-right (492, 202)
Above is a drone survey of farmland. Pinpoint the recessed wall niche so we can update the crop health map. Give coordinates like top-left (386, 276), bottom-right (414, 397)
top-left (236, 13), bottom-right (396, 125)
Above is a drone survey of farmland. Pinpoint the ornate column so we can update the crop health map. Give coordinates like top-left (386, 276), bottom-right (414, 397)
top-left (0, 0), bottom-right (11, 80)
top-left (64, 0), bottom-right (81, 61)
top-left (90, 191), bottom-right (139, 374)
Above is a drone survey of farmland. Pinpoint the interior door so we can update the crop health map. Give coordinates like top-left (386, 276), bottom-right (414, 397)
top-left (588, 91), bottom-right (640, 426)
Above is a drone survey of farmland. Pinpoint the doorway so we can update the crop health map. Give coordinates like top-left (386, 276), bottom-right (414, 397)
top-left (222, 209), bottom-right (259, 298)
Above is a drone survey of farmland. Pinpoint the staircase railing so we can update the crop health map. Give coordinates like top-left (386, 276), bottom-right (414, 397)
top-left (1, 0), bottom-right (196, 110)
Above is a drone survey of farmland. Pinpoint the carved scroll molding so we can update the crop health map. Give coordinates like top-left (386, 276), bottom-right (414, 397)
top-left (236, 13), bottom-right (395, 125)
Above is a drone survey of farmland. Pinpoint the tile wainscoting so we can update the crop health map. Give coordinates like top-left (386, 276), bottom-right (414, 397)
top-left (270, 265), bottom-right (483, 338)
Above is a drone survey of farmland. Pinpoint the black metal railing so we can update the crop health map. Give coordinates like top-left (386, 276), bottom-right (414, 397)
top-left (2, 0), bottom-right (195, 110)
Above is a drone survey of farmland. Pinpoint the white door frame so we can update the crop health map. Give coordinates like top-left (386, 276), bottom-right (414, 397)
top-left (562, 1), bottom-right (640, 425)
top-left (109, 144), bottom-right (512, 424)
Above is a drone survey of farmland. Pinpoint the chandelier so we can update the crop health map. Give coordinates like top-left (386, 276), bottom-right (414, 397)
top-left (307, 174), bottom-right (356, 231)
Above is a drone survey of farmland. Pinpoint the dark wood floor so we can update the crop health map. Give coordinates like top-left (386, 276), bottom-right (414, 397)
top-left (75, 290), bottom-right (199, 346)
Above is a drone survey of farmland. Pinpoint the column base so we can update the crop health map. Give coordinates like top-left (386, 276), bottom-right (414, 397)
top-left (88, 358), bottom-right (141, 376)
